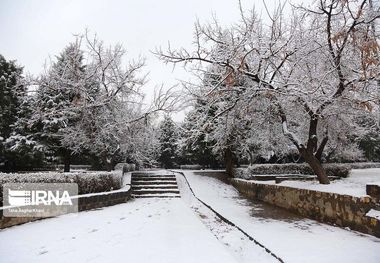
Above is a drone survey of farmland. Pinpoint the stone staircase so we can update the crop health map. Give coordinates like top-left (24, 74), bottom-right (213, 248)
top-left (131, 172), bottom-right (181, 198)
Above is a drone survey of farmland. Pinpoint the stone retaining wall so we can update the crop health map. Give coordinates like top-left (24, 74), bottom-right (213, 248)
top-left (230, 178), bottom-right (380, 238)
top-left (366, 184), bottom-right (380, 201)
top-left (0, 188), bottom-right (131, 229)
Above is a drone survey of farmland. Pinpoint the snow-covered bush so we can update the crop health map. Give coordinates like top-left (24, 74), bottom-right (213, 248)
top-left (74, 172), bottom-right (122, 194)
top-left (57, 164), bottom-right (91, 171)
top-left (234, 163), bottom-right (351, 179)
top-left (0, 171), bottom-right (123, 206)
top-left (349, 163), bottom-right (380, 169)
top-left (324, 164), bottom-right (351, 178)
top-left (180, 164), bottom-right (202, 170)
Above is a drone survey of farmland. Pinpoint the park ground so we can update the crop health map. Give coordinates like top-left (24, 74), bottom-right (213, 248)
top-left (0, 169), bottom-right (379, 263)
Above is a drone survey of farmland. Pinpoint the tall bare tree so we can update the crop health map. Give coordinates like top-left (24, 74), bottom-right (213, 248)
top-left (156, 0), bottom-right (380, 183)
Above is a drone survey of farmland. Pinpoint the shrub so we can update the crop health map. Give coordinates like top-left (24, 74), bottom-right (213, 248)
top-left (233, 163), bottom-right (351, 179)
top-left (180, 164), bottom-right (202, 170)
top-left (324, 164), bottom-right (351, 178)
top-left (348, 162), bottom-right (380, 169)
top-left (57, 164), bottom-right (91, 171)
top-left (74, 172), bottom-right (122, 194)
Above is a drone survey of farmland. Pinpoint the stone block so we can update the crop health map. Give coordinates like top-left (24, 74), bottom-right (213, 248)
top-left (366, 184), bottom-right (380, 200)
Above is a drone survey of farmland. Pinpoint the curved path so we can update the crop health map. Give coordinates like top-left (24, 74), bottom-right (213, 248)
top-left (178, 170), bottom-right (380, 263)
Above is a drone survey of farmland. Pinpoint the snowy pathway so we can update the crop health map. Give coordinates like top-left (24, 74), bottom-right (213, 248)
top-left (179, 171), bottom-right (380, 263)
top-left (0, 198), bottom-right (239, 263)
top-left (2, 169), bottom-right (379, 263)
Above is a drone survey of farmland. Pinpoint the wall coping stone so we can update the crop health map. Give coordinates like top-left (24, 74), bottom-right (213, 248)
top-left (231, 178), bottom-right (380, 238)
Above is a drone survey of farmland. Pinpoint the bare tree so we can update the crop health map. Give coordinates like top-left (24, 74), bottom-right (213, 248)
top-left (29, 31), bottom-right (181, 171)
top-left (155, 0), bottom-right (379, 183)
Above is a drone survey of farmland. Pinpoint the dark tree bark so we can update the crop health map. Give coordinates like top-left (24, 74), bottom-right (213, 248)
top-left (225, 147), bottom-right (234, 177)
top-left (63, 150), bottom-right (71, 172)
top-left (299, 147), bottom-right (330, 184)
top-left (248, 150), bottom-right (254, 166)
top-left (315, 136), bottom-right (329, 162)
top-left (279, 106), bottom-right (330, 184)
top-left (303, 116), bottom-right (330, 184)
top-left (105, 157), bottom-right (113, 172)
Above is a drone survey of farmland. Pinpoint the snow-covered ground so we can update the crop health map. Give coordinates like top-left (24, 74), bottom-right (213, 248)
top-left (1, 169), bottom-right (379, 263)
top-left (252, 168), bottom-right (380, 197)
top-left (179, 170), bottom-right (380, 263)
top-left (0, 198), bottom-right (239, 263)
top-left (176, 174), bottom-right (279, 263)
top-left (366, 209), bottom-right (380, 220)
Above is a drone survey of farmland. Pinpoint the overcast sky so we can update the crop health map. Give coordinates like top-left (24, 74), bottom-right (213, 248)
top-left (0, 0), bottom-right (308, 120)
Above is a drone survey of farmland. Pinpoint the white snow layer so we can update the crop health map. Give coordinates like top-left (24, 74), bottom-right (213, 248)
top-left (366, 209), bottom-right (380, 220)
top-left (258, 168), bottom-right (380, 197)
top-left (1, 169), bottom-right (379, 263)
top-left (0, 199), bottom-right (238, 263)
top-left (180, 170), bottom-right (380, 263)
top-left (175, 172), bottom-right (278, 263)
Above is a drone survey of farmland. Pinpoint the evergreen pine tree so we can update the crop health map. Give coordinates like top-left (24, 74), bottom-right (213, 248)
top-left (179, 99), bottom-right (221, 168)
top-left (0, 54), bottom-right (31, 171)
top-left (32, 42), bottom-right (86, 171)
top-left (158, 115), bottom-right (179, 169)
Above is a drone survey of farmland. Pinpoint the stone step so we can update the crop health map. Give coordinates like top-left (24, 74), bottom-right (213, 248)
top-left (132, 176), bottom-right (176, 180)
top-left (132, 182), bottom-right (177, 185)
top-left (132, 185), bottom-right (178, 190)
top-left (132, 174), bottom-right (175, 177)
top-left (131, 181), bottom-right (177, 186)
top-left (132, 177), bottom-right (176, 181)
top-left (131, 179), bottom-right (177, 183)
top-left (132, 181), bottom-right (177, 185)
top-left (132, 179), bottom-right (176, 182)
top-left (132, 194), bottom-right (181, 198)
top-left (132, 189), bottom-right (180, 195)
top-left (131, 172), bottom-right (180, 199)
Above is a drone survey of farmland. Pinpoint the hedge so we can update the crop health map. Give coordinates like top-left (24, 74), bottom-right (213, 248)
top-left (180, 164), bottom-right (202, 170)
top-left (0, 171), bottom-right (123, 206)
top-left (233, 163), bottom-right (352, 180)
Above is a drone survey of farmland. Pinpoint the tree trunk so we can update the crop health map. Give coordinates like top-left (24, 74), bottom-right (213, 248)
top-left (248, 151), bottom-right (253, 166)
top-left (225, 148), bottom-right (234, 177)
top-left (278, 103), bottom-right (330, 184)
top-left (106, 157), bottom-right (112, 172)
top-left (63, 152), bottom-right (71, 172)
top-left (300, 148), bottom-right (330, 184)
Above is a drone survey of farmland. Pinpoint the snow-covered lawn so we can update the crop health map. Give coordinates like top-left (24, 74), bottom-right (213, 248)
top-left (253, 168), bottom-right (380, 197)
top-left (0, 198), bottom-right (238, 263)
top-left (179, 170), bottom-right (380, 263)
top-left (1, 169), bottom-right (379, 263)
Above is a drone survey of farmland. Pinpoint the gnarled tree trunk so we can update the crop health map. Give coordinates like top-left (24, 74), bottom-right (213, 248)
top-left (279, 108), bottom-right (330, 184)
top-left (299, 148), bottom-right (330, 184)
